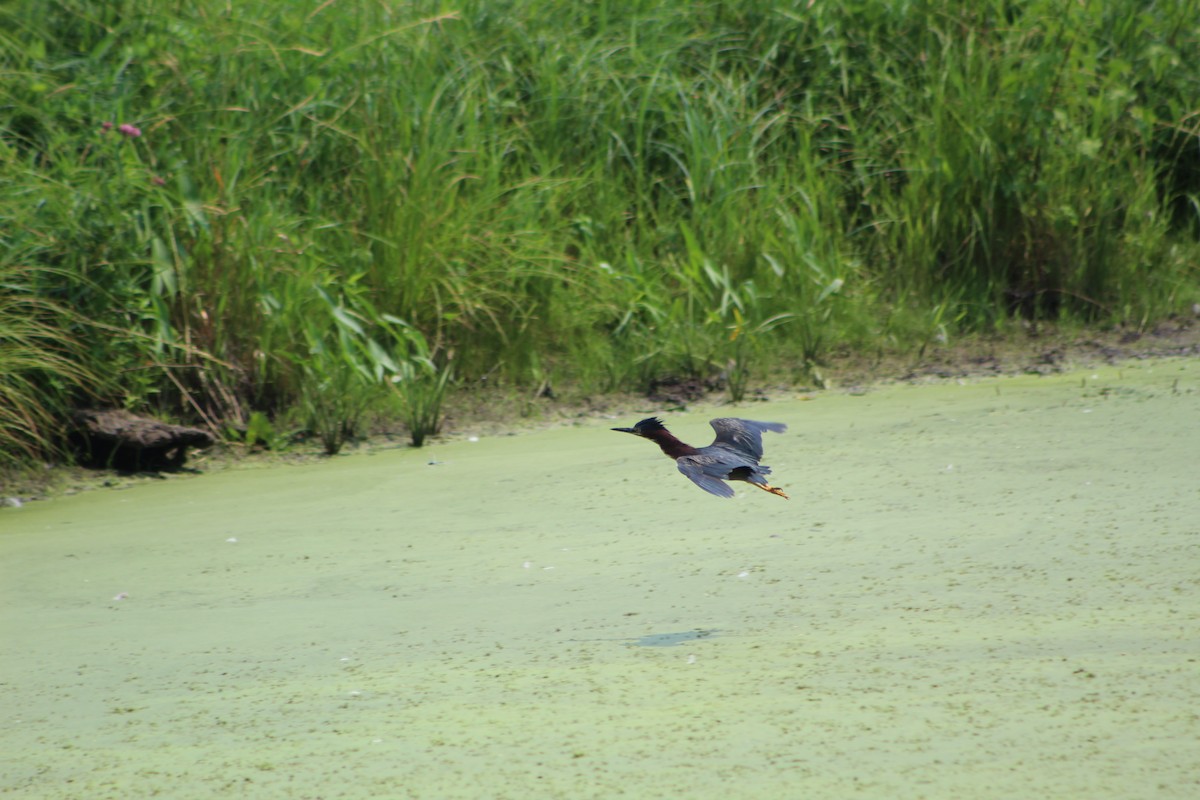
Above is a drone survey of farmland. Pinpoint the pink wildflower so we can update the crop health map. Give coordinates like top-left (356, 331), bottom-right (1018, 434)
top-left (118, 123), bottom-right (142, 138)
top-left (101, 121), bottom-right (114, 132)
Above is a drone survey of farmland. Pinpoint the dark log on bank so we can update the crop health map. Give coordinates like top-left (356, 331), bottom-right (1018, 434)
top-left (69, 409), bottom-right (215, 471)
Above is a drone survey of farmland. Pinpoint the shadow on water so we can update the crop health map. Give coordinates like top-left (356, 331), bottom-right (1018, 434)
top-left (626, 629), bottom-right (719, 647)
top-left (565, 629), bottom-right (720, 647)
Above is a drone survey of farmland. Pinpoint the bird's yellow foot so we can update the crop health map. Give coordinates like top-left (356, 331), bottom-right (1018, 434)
top-left (757, 483), bottom-right (789, 500)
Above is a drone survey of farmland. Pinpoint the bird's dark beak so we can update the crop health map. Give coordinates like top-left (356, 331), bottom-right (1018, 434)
top-left (611, 427), bottom-right (638, 435)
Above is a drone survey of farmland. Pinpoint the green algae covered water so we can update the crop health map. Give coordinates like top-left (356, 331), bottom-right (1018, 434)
top-left (3, 360), bottom-right (1199, 799)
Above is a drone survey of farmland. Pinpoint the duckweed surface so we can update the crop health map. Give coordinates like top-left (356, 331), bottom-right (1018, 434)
top-left (3, 361), bottom-right (1199, 799)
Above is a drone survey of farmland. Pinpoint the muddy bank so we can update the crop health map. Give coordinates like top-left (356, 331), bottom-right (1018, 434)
top-left (2, 359), bottom-right (1198, 798)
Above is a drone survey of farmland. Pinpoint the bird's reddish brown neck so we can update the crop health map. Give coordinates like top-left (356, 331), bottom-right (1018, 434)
top-left (644, 429), bottom-right (701, 459)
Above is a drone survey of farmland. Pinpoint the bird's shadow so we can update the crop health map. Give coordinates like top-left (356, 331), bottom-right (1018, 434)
top-left (624, 628), bottom-right (719, 647)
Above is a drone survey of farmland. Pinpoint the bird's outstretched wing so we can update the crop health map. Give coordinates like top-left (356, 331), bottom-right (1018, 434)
top-left (707, 418), bottom-right (787, 462)
top-left (676, 454), bottom-right (737, 498)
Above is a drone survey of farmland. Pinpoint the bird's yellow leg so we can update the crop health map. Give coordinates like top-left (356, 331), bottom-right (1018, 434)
top-left (755, 483), bottom-right (789, 500)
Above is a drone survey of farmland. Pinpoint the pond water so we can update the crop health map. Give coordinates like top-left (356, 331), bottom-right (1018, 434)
top-left (3, 360), bottom-right (1198, 798)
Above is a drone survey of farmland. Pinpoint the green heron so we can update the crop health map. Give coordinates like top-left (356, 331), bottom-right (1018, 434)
top-left (612, 417), bottom-right (789, 499)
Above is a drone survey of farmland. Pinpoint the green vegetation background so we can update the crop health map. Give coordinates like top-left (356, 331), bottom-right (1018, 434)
top-left (2, 0), bottom-right (1198, 463)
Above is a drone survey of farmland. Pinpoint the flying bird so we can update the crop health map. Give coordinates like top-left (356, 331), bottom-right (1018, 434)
top-left (612, 417), bottom-right (788, 499)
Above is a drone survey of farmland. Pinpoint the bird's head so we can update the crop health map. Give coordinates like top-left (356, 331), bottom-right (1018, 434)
top-left (611, 417), bottom-right (668, 438)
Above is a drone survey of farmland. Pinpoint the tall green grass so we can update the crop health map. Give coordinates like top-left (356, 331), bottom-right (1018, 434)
top-left (1, 0), bottom-right (1198, 464)
top-left (0, 265), bottom-right (94, 468)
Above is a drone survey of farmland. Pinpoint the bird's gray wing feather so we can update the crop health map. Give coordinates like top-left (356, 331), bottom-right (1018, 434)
top-left (707, 418), bottom-right (787, 462)
top-left (676, 456), bottom-right (736, 498)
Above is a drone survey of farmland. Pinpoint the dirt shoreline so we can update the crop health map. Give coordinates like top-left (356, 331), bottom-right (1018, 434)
top-left (4, 319), bottom-right (1197, 506)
